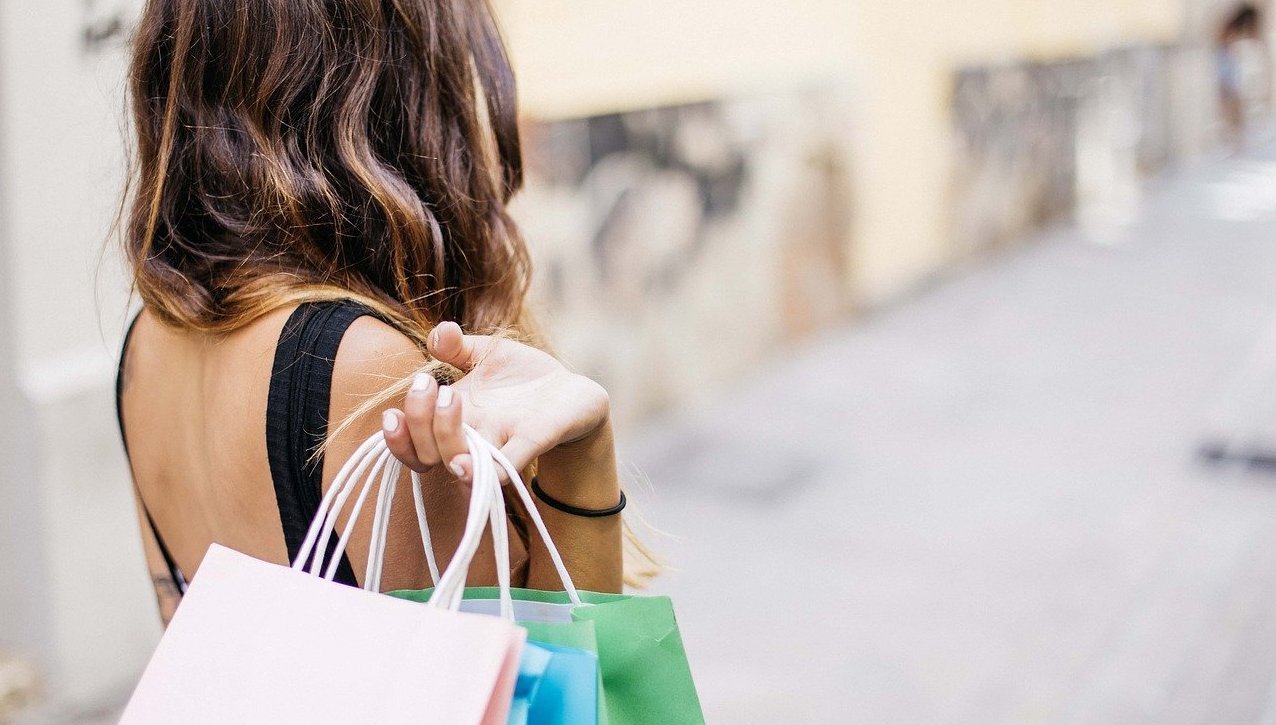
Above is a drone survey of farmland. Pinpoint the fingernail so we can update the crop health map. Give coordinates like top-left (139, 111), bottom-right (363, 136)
top-left (449, 459), bottom-right (466, 478)
top-left (436, 385), bottom-right (453, 408)
top-left (428, 329), bottom-right (439, 349)
top-left (410, 373), bottom-right (432, 392)
top-left (382, 410), bottom-right (399, 433)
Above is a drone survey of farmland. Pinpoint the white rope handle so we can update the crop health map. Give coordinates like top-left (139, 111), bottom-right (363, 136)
top-left (364, 457), bottom-right (400, 591)
top-left (289, 422), bottom-right (584, 609)
top-left (479, 429), bottom-right (516, 621)
top-left (320, 449), bottom-right (392, 580)
top-left (411, 471), bottom-right (441, 585)
top-left (430, 423), bottom-right (587, 614)
top-left (486, 442), bottom-right (583, 606)
top-left (429, 430), bottom-right (499, 609)
top-left (292, 434), bottom-right (382, 572)
top-left (435, 433), bottom-right (491, 610)
top-left (291, 437), bottom-right (441, 588)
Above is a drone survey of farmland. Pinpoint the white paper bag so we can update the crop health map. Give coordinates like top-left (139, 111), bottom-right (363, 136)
top-left (122, 544), bottom-right (524, 724)
top-left (123, 425), bottom-right (528, 724)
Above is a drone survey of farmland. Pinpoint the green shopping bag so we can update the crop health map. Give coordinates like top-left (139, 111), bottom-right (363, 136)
top-left (381, 424), bottom-right (704, 724)
top-left (390, 591), bottom-right (611, 722)
top-left (390, 586), bottom-right (703, 724)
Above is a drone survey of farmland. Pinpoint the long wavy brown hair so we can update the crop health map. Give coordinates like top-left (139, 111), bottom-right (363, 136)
top-left (122, 0), bottom-right (659, 585)
top-left (125, 0), bottom-right (530, 343)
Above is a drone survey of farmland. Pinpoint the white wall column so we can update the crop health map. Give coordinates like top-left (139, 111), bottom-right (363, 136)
top-left (0, 1), bottom-right (51, 669)
top-left (0, 0), bottom-right (157, 711)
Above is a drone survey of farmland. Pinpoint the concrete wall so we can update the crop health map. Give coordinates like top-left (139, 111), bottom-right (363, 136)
top-left (0, 31), bottom-right (46, 714)
top-left (493, 0), bottom-right (863, 119)
top-left (950, 44), bottom-right (1214, 255)
top-left (514, 90), bottom-right (856, 423)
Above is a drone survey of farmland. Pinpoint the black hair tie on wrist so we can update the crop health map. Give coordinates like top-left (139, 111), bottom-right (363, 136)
top-left (531, 477), bottom-right (627, 518)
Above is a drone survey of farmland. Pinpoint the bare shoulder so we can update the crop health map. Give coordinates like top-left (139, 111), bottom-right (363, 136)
top-left (321, 315), bottom-right (427, 502)
top-left (331, 315), bottom-right (428, 404)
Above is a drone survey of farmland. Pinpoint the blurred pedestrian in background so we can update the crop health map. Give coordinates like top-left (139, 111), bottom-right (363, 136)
top-left (1217, 2), bottom-right (1270, 148)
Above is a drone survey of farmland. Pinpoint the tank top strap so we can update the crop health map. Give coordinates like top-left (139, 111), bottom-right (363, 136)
top-left (116, 312), bottom-right (187, 594)
top-left (267, 299), bottom-right (382, 588)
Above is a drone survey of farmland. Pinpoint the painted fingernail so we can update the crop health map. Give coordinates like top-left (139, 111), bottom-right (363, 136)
top-left (382, 410), bottom-right (399, 433)
top-left (449, 460), bottom-right (466, 478)
top-left (428, 329), bottom-right (439, 349)
top-left (410, 373), bottom-right (432, 392)
top-left (436, 385), bottom-right (453, 408)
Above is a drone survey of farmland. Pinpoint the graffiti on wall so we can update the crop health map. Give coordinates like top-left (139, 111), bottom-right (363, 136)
top-left (81, 0), bottom-right (139, 53)
top-left (514, 91), bottom-right (855, 420)
top-left (950, 45), bottom-right (1193, 254)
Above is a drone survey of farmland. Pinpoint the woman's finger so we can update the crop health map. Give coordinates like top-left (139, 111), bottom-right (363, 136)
top-left (432, 384), bottom-right (469, 480)
top-left (449, 453), bottom-right (473, 483)
top-left (428, 321), bottom-right (496, 373)
top-left (403, 372), bottom-right (442, 466)
top-left (381, 409), bottom-right (426, 471)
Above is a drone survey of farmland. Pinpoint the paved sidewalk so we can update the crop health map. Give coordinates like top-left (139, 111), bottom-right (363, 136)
top-left (624, 149), bottom-right (1276, 723)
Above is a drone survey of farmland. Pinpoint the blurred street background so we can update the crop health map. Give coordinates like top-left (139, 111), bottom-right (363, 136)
top-left (630, 145), bottom-right (1276, 722)
top-left (4, 0), bottom-right (1276, 722)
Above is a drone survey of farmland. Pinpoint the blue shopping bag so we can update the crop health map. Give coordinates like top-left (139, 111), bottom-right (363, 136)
top-left (509, 641), bottom-right (599, 725)
top-left (509, 643), bottom-right (552, 725)
top-left (527, 642), bottom-right (599, 725)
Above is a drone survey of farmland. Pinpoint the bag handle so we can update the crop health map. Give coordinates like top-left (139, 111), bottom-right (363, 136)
top-left (364, 451), bottom-right (399, 592)
top-left (299, 444), bottom-right (443, 587)
top-left (290, 423), bottom-right (583, 607)
top-left (410, 471), bottom-right (442, 585)
top-left (442, 424), bottom-right (582, 605)
top-left (292, 434), bottom-right (383, 574)
top-left (427, 427), bottom-right (502, 609)
top-left (428, 426), bottom-right (516, 619)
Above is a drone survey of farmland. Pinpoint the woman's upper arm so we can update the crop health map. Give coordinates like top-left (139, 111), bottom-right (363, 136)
top-left (321, 317), bottom-right (431, 590)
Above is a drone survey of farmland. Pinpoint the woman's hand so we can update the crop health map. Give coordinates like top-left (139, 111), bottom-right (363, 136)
top-left (383, 322), bottom-right (624, 593)
top-left (380, 321), bottom-right (612, 488)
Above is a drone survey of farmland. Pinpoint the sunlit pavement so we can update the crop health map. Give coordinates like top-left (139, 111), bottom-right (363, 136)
top-left (625, 146), bottom-right (1276, 723)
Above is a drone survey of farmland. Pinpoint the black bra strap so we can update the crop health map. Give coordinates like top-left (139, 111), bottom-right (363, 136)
top-left (116, 313), bottom-right (187, 594)
top-left (267, 301), bottom-right (376, 587)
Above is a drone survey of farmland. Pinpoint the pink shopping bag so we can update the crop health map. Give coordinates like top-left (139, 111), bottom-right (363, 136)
top-left (122, 543), bottom-right (525, 724)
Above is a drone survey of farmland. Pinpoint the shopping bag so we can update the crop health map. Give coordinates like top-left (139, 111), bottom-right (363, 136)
top-left (510, 642), bottom-right (553, 725)
top-left (526, 642), bottom-right (600, 725)
top-left (508, 640), bottom-right (599, 725)
top-left (471, 443), bottom-right (600, 725)
top-left (290, 425), bottom-right (599, 725)
top-left (122, 428), bottom-right (527, 725)
top-left (384, 427), bottom-right (704, 725)
top-left (395, 586), bottom-right (701, 724)
top-left (122, 545), bottom-right (524, 724)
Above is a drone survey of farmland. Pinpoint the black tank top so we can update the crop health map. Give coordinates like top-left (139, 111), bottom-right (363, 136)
top-left (115, 300), bottom-right (376, 593)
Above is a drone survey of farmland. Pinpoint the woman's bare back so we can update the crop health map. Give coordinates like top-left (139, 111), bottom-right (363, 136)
top-left (118, 303), bottom-right (527, 621)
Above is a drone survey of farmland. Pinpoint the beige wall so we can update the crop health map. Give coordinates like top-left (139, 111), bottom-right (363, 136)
top-left (497, 0), bottom-right (1187, 303)
top-left (849, 0), bottom-right (1184, 301)
top-left (495, 0), bottom-right (861, 119)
